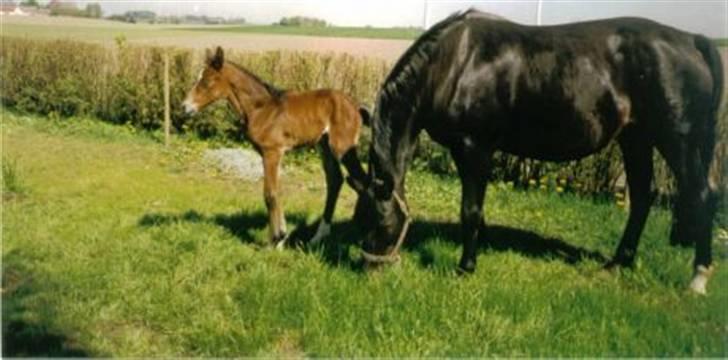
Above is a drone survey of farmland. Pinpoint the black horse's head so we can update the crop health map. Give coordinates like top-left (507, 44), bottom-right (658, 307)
top-left (353, 150), bottom-right (409, 266)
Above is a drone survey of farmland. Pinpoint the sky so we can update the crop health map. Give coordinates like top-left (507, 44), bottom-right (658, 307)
top-left (66, 0), bottom-right (726, 38)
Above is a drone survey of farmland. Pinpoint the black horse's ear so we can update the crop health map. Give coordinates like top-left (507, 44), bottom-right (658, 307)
top-left (210, 46), bottom-right (224, 70)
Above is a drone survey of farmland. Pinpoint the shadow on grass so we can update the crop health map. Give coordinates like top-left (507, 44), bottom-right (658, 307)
top-left (2, 251), bottom-right (91, 357)
top-left (138, 209), bottom-right (366, 271)
top-left (139, 209), bottom-right (306, 245)
top-left (138, 210), bottom-right (606, 272)
top-left (405, 221), bottom-right (608, 268)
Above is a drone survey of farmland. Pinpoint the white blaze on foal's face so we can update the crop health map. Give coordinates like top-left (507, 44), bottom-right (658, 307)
top-left (183, 61), bottom-right (227, 115)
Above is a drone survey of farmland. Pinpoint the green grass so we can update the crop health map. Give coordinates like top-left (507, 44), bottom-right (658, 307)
top-left (1, 17), bottom-right (419, 44)
top-left (2, 110), bottom-right (727, 357)
top-left (181, 24), bottom-right (422, 40)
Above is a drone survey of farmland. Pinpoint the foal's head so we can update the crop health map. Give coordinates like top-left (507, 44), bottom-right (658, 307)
top-left (183, 46), bottom-right (229, 114)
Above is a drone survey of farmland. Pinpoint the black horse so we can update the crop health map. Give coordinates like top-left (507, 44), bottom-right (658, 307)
top-left (352, 10), bottom-right (723, 294)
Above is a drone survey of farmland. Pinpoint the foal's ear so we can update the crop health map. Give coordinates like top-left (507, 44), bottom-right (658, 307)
top-left (209, 46), bottom-right (224, 70)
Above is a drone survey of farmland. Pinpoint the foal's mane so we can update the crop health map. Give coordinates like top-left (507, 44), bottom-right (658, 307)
top-left (228, 62), bottom-right (286, 100)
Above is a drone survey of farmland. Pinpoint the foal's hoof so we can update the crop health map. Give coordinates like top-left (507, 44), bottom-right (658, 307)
top-left (273, 233), bottom-right (289, 251)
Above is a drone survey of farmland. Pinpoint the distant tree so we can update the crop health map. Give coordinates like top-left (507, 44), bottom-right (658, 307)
top-left (49, 1), bottom-right (86, 17)
top-left (21, 0), bottom-right (39, 7)
top-left (85, 3), bottom-right (101, 18)
top-left (278, 16), bottom-right (326, 27)
top-left (122, 10), bottom-right (156, 23)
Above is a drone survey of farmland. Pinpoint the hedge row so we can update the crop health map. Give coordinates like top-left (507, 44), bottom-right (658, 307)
top-left (1, 37), bottom-right (725, 198)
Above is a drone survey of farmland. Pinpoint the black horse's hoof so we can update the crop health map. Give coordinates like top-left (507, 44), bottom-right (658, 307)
top-left (603, 257), bottom-right (634, 271)
top-left (456, 260), bottom-right (476, 276)
top-left (669, 225), bottom-right (696, 248)
top-left (669, 236), bottom-right (694, 248)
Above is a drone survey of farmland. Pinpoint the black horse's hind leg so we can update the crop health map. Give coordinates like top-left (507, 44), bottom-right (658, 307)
top-left (657, 135), bottom-right (715, 287)
top-left (607, 130), bottom-right (655, 268)
top-left (310, 136), bottom-right (344, 246)
top-left (452, 146), bottom-right (492, 274)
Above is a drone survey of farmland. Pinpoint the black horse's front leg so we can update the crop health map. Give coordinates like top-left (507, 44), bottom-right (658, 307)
top-left (452, 146), bottom-right (491, 274)
top-left (606, 130), bottom-right (655, 269)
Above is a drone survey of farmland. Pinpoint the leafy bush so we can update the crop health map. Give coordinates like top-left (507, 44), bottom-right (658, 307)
top-left (0, 37), bottom-right (725, 199)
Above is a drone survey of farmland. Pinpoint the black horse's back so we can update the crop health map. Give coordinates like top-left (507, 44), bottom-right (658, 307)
top-left (416, 11), bottom-right (720, 162)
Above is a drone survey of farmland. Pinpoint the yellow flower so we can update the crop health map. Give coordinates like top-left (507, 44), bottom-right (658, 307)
top-left (528, 179), bottom-right (537, 186)
top-left (556, 186), bottom-right (564, 193)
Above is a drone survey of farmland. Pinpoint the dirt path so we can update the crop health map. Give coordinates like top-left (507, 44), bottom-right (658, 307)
top-left (136, 33), bottom-right (412, 62)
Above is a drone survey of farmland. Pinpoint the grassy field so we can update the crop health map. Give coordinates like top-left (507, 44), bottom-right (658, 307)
top-left (2, 110), bottom-right (727, 356)
top-left (181, 24), bottom-right (422, 40)
top-left (0, 16), bottom-right (420, 42)
top-left (0, 16), bottom-right (413, 61)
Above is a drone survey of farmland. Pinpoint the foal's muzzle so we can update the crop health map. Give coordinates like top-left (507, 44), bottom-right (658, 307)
top-left (182, 99), bottom-right (198, 115)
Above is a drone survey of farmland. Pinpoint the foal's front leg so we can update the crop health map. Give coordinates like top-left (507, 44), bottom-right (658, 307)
top-left (262, 149), bottom-right (287, 248)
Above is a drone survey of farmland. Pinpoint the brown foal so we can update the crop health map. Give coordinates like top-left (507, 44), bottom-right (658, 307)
top-left (183, 46), bottom-right (367, 248)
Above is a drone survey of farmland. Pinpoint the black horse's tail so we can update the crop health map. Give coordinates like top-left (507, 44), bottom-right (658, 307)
top-left (694, 35), bottom-right (723, 176)
top-left (695, 35), bottom-right (724, 119)
top-left (359, 107), bottom-right (371, 127)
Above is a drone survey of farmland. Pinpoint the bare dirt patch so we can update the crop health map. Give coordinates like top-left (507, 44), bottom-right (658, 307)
top-left (137, 33), bottom-right (411, 62)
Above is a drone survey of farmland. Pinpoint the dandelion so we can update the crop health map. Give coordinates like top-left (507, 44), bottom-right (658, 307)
top-left (556, 186), bottom-right (564, 193)
top-left (528, 179), bottom-right (537, 186)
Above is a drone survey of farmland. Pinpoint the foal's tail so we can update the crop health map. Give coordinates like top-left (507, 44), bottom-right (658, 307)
top-left (359, 107), bottom-right (371, 127)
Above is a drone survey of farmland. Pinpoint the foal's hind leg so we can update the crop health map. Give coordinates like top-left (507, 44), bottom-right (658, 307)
top-left (607, 129), bottom-right (655, 268)
top-left (310, 137), bottom-right (344, 246)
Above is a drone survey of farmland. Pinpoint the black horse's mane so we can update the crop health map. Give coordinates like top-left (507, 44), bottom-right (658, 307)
top-left (379, 10), bottom-right (473, 104)
top-left (230, 62), bottom-right (286, 99)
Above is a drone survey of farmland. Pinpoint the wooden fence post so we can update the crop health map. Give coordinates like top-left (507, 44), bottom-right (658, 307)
top-left (164, 51), bottom-right (171, 147)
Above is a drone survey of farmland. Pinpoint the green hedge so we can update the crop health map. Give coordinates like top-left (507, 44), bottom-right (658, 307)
top-left (1, 37), bottom-right (725, 200)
